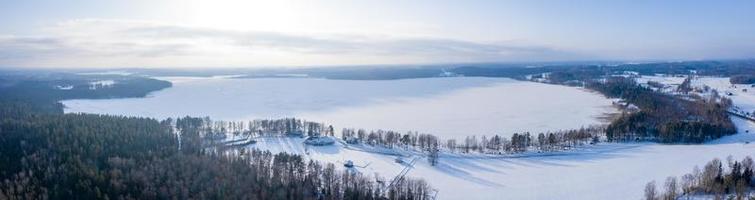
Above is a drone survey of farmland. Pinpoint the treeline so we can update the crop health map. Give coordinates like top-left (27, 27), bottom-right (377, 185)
top-left (730, 74), bottom-right (755, 84)
top-left (341, 126), bottom-right (603, 156)
top-left (644, 156), bottom-right (754, 200)
top-left (588, 77), bottom-right (736, 143)
top-left (0, 106), bottom-right (432, 199)
top-left (444, 127), bottom-right (602, 154)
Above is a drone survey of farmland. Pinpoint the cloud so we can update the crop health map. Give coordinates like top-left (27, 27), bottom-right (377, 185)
top-left (0, 19), bottom-right (581, 68)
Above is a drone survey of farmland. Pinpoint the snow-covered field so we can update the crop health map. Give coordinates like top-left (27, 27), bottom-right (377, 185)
top-left (695, 77), bottom-right (755, 113)
top-left (63, 76), bottom-right (615, 139)
top-left (635, 75), bottom-right (755, 114)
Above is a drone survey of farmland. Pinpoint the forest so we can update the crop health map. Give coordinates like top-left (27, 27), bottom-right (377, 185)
top-left (0, 73), bottom-right (433, 199)
top-left (0, 108), bottom-right (433, 200)
top-left (643, 156), bottom-right (755, 200)
top-left (587, 77), bottom-right (736, 143)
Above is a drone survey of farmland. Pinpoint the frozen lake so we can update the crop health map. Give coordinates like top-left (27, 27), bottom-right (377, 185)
top-left (60, 75), bottom-right (755, 199)
top-left (63, 76), bottom-right (615, 138)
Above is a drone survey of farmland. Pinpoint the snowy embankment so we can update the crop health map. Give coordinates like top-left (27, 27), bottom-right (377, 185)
top-left (243, 117), bottom-right (754, 200)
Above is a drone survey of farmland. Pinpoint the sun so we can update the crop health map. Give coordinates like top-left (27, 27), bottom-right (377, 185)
top-left (184, 0), bottom-right (304, 32)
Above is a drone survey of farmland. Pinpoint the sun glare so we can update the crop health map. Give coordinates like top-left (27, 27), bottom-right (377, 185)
top-left (185, 0), bottom-right (304, 32)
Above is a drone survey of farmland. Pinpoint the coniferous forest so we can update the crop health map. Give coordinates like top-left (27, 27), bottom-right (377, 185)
top-left (587, 77), bottom-right (736, 143)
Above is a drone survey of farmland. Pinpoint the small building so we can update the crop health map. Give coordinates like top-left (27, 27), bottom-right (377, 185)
top-left (344, 136), bottom-right (359, 144)
top-left (304, 136), bottom-right (336, 146)
top-left (286, 130), bottom-right (304, 137)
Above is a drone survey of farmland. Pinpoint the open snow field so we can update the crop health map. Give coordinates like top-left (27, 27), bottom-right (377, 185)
top-left (694, 77), bottom-right (755, 112)
top-left (635, 75), bottom-right (755, 113)
top-left (63, 76), bottom-right (615, 138)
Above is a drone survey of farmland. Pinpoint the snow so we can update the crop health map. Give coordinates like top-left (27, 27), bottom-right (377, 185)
top-left (694, 77), bottom-right (755, 113)
top-left (242, 117), bottom-right (755, 200)
top-left (77, 70), bottom-right (133, 76)
top-left (55, 85), bottom-right (74, 90)
top-left (635, 75), bottom-right (686, 85)
top-left (63, 77), bottom-right (615, 139)
top-left (88, 80), bottom-right (116, 90)
top-left (61, 75), bottom-right (755, 199)
top-left (304, 136), bottom-right (336, 146)
top-left (634, 75), bottom-right (686, 93)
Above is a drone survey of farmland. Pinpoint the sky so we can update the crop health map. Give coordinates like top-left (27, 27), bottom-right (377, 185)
top-left (1, 0), bottom-right (754, 68)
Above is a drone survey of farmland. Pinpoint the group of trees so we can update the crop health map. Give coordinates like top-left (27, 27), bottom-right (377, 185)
top-left (730, 74), bottom-right (755, 84)
top-left (442, 126), bottom-right (602, 154)
top-left (341, 129), bottom-right (439, 150)
top-left (589, 77), bottom-right (736, 143)
top-left (341, 126), bottom-right (603, 158)
top-left (0, 101), bottom-right (433, 199)
top-left (644, 156), bottom-right (755, 200)
top-left (176, 117), bottom-right (334, 139)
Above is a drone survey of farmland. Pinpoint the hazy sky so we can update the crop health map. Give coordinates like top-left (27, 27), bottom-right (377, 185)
top-left (1, 0), bottom-right (754, 68)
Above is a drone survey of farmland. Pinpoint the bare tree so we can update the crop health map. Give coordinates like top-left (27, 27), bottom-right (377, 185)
top-left (645, 181), bottom-right (658, 200)
top-left (681, 173), bottom-right (695, 195)
top-left (663, 176), bottom-right (678, 200)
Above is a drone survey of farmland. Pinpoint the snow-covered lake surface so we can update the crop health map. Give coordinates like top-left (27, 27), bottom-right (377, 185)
top-left (63, 76), bottom-right (615, 138)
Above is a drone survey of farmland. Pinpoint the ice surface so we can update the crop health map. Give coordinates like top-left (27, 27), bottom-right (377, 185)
top-left (63, 77), bottom-right (615, 138)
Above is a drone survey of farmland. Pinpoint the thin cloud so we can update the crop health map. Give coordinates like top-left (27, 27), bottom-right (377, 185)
top-left (0, 19), bottom-right (583, 68)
